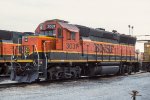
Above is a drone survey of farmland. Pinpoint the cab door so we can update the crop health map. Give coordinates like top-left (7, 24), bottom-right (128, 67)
top-left (56, 28), bottom-right (63, 50)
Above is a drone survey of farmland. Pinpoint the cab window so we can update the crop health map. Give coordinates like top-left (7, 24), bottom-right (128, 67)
top-left (71, 32), bottom-right (75, 40)
top-left (67, 32), bottom-right (76, 40)
top-left (40, 30), bottom-right (56, 37)
top-left (57, 28), bottom-right (62, 38)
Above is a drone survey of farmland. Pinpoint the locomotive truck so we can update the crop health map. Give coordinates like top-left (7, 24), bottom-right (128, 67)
top-left (10, 19), bottom-right (140, 82)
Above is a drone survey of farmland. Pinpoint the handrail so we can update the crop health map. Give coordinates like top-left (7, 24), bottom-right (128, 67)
top-left (43, 41), bottom-right (52, 70)
top-left (34, 45), bottom-right (40, 70)
top-left (43, 41), bottom-right (51, 58)
top-left (86, 45), bottom-right (89, 62)
top-left (17, 38), bottom-right (21, 58)
top-left (95, 45), bottom-right (98, 63)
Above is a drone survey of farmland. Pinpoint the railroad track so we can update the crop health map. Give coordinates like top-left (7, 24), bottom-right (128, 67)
top-left (0, 82), bottom-right (29, 88)
top-left (0, 71), bottom-right (148, 89)
top-left (0, 75), bottom-right (9, 78)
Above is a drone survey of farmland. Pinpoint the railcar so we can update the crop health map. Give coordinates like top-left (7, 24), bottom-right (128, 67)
top-left (10, 19), bottom-right (140, 83)
top-left (142, 42), bottom-right (150, 71)
top-left (0, 30), bottom-right (33, 75)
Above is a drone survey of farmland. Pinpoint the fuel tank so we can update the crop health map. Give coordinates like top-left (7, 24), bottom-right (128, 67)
top-left (100, 66), bottom-right (119, 75)
top-left (89, 63), bottom-right (120, 76)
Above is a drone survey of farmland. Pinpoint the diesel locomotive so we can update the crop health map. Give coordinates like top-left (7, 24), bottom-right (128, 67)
top-left (0, 30), bottom-right (23, 75)
top-left (10, 19), bottom-right (140, 83)
top-left (141, 41), bottom-right (150, 71)
top-left (0, 30), bottom-right (33, 75)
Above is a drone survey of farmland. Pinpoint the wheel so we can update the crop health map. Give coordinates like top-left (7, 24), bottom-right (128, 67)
top-left (120, 65), bottom-right (125, 75)
top-left (127, 66), bottom-right (132, 75)
top-left (0, 65), bottom-right (9, 75)
top-left (71, 71), bottom-right (77, 79)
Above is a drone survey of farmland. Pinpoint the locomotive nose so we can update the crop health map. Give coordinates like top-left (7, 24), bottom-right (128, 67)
top-left (10, 62), bottom-right (39, 83)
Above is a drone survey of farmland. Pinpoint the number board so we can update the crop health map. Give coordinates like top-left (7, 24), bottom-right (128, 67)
top-left (47, 24), bottom-right (56, 29)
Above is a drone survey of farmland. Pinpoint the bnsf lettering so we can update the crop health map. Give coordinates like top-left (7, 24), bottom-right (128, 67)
top-left (66, 43), bottom-right (79, 49)
top-left (94, 43), bottom-right (114, 53)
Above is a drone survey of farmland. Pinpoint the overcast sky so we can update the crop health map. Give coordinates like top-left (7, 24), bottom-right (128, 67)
top-left (0, 0), bottom-right (150, 51)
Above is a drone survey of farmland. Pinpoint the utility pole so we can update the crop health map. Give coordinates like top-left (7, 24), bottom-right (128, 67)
top-left (128, 25), bottom-right (131, 35)
top-left (131, 26), bottom-right (134, 35)
top-left (128, 25), bottom-right (134, 35)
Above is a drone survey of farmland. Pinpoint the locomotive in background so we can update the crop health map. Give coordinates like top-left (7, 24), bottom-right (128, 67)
top-left (0, 30), bottom-right (22, 75)
top-left (0, 30), bottom-right (33, 76)
top-left (9, 19), bottom-right (141, 83)
top-left (141, 41), bottom-right (150, 71)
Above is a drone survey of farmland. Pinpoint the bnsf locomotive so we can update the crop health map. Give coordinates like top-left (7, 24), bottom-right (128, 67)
top-left (0, 30), bottom-right (23, 75)
top-left (10, 19), bottom-right (139, 82)
top-left (0, 30), bottom-right (33, 76)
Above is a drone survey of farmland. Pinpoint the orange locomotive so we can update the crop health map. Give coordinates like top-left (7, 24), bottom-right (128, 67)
top-left (0, 30), bottom-right (23, 75)
top-left (10, 19), bottom-right (139, 82)
top-left (0, 30), bottom-right (33, 75)
top-left (0, 40), bottom-right (19, 75)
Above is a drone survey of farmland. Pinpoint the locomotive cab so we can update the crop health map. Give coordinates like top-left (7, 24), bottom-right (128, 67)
top-left (35, 19), bottom-right (80, 51)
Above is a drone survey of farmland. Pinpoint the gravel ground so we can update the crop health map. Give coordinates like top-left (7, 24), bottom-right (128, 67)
top-left (0, 73), bottom-right (150, 100)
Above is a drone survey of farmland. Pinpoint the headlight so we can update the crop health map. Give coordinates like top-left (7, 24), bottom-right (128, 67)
top-left (39, 60), bottom-right (43, 65)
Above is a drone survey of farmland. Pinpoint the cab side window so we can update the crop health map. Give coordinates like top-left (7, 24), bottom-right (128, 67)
top-left (67, 31), bottom-right (71, 40)
top-left (57, 28), bottom-right (62, 38)
top-left (71, 32), bottom-right (75, 40)
top-left (67, 31), bottom-right (76, 40)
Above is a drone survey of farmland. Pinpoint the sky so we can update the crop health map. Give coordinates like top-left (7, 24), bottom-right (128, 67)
top-left (0, 0), bottom-right (150, 51)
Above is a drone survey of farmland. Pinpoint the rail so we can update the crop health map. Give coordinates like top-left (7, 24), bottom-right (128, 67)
top-left (0, 71), bottom-right (147, 89)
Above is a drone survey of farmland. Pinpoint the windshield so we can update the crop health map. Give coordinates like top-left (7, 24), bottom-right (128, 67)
top-left (40, 30), bottom-right (56, 37)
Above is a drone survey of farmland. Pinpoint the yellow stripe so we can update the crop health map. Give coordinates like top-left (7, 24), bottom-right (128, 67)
top-left (0, 59), bottom-right (136, 63)
top-left (0, 60), bottom-right (33, 63)
top-left (15, 60), bottom-right (33, 62)
top-left (34, 50), bottom-right (135, 57)
top-left (48, 59), bottom-right (136, 63)
top-left (27, 36), bottom-right (56, 39)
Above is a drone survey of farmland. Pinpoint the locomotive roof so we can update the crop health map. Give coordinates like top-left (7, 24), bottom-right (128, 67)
top-left (75, 25), bottom-right (136, 45)
top-left (75, 24), bottom-right (119, 38)
top-left (0, 30), bottom-right (22, 40)
top-left (0, 30), bottom-right (20, 33)
top-left (45, 19), bottom-right (69, 23)
top-left (58, 22), bottom-right (79, 32)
